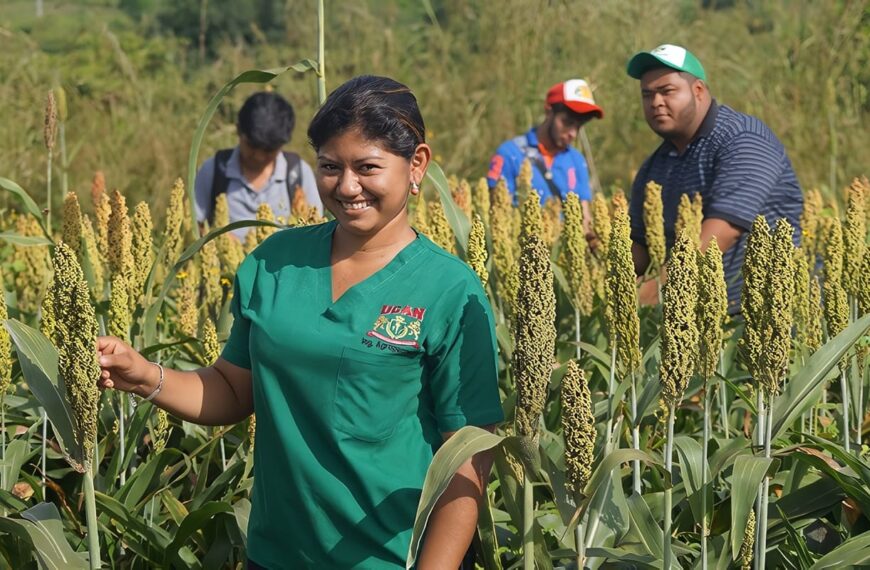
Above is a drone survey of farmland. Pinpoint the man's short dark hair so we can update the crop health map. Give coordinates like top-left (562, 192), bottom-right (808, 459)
top-left (237, 92), bottom-right (296, 150)
top-left (550, 103), bottom-right (596, 126)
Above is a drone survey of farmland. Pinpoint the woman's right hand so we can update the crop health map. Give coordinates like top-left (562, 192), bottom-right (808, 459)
top-left (97, 336), bottom-right (161, 398)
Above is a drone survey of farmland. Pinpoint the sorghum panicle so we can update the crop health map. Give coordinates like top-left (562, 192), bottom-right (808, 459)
top-left (517, 159), bottom-right (533, 204)
top-left (61, 193), bottom-right (82, 258)
top-left (43, 91), bottom-right (57, 152)
top-left (843, 180), bottom-right (866, 296)
top-left (513, 234), bottom-right (557, 438)
top-left (451, 178), bottom-right (473, 221)
top-left (131, 201), bottom-right (154, 304)
top-left (428, 198), bottom-right (455, 254)
top-left (0, 270), bottom-right (12, 401)
top-left (561, 360), bottom-right (595, 496)
top-left (176, 270), bottom-right (199, 338)
top-left (739, 509), bottom-right (756, 570)
top-left (800, 189), bottom-right (822, 263)
top-left (202, 318), bottom-right (221, 364)
top-left (200, 240), bottom-right (222, 319)
top-left (591, 194), bottom-right (611, 257)
top-left (519, 190), bottom-right (543, 247)
top-left (467, 214), bottom-right (489, 287)
top-left (792, 247), bottom-right (811, 344)
top-left (48, 242), bottom-right (101, 471)
top-left (491, 179), bottom-right (518, 308)
top-left (642, 181), bottom-right (666, 273)
top-left (562, 194), bottom-right (593, 316)
top-left (80, 216), bottom-right (104, 297)
top-left (472, 177), bottom-right (490, 228)
top-left (806, 276), bottom-right (823, 352)
top-left (697, 238), bottom-right (727, 381)
top-left (542, 198), bottom-right (562, 247)
top-left (153, 409), bottom-right (169, 453)
top-left (660, 231), bottom-right (700, 409)
top-left (740, 216), bottom-right (772, 381)
top-left (254, 202), bottom-right (277, 245)
top-left (411, 192), bottom-right (430, 237)
top-left (823, 221), bottom-right (848, 339)
top-left (90, 171), bottom-right (106, 209)
top-left (759, 219), bottom-right (794, 394)
top-left (108, 272), bottom-right (131, 342)
top-left (606, 209), bottom-right (641, 375)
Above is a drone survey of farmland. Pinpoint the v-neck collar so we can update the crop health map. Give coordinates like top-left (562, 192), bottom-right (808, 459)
top-left (320, 221), bottom-right (425, 308)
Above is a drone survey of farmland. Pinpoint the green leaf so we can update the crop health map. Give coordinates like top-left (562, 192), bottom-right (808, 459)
top-left (406, 426), bottom-right (504, 569)
top-left (771, 314), bottom-right (870, 441)
top-left (730, 455), bottom-right (773, 559)
top-left (0, 233), bottom-right (53, 247)
top-left (0, 178), bottom-right (50, 240)
top-left (0, 502), bottom-right (88, 569)
top-left (809, 528), bottom-right (870, 568)
top-left (674, 435), bottom-right (709, 528)
top-left (165, 502), bottom-right (234, 567)
top-left (94, 492), bottom-right (174, 565)
top-left (425, 160), bottom-right (470, 255)
top-left (187, 64), bottom-right (319, 236)
top-left (625, 492), bottom-right (664, 561)
top-left (3, 319), bottom-right (84, 468)
top-left (232, 498), bottom-right (251, 548)
top-left (0, 439), bottom-right (32, 492)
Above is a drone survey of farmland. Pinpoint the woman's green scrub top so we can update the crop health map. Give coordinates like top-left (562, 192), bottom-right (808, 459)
top-left (221, 221), bottom-right (504, 569)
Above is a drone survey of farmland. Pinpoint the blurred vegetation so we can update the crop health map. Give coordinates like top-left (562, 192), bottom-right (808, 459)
top-left (0, 0), bottom-right (867, 218)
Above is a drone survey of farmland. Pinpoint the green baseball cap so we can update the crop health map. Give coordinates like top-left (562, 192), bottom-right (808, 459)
top-left (626, 44), bottom-right (706, 81)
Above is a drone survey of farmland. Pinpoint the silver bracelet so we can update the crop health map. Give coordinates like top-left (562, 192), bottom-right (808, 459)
top-left (142, 362), bottom-right (165, 402)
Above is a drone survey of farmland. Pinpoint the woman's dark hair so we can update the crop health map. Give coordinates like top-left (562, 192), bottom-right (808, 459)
top-left (307, 75), bottom-right (425, 159)
top-left (237, 92), bottom-right (296, 150)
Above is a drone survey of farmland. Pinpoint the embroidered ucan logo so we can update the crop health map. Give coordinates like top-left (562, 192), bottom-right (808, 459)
top-left (368, 305), bottom-right (426, 348)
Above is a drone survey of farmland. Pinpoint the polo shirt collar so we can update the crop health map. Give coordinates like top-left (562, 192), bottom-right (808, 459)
top-left (525, 127), bottom-right (540, 148)
top-left (225, 146), bottom-right (288, 183)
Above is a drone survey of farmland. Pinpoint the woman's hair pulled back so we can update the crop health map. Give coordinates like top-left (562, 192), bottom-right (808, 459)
top-left (308, 75), bottom-right (425, 159)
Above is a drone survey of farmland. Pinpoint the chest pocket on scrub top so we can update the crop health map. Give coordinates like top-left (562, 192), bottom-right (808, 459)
top-left (333, 346), bottom-right (422, 442)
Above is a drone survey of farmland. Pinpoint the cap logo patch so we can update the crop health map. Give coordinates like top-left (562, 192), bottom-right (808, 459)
top-left (651, 44), bottom-right (687, 67)
top-left (366, 305), bottom-right (426, 348)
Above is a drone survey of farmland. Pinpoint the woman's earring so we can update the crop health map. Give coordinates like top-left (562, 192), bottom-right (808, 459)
top-left (410, 181), bottom-right (420, 195)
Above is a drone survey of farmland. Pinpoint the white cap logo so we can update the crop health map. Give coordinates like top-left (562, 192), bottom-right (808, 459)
top-left (563, 79), bottom-right (596, 105)
top-left (651, 44), bottom-right (687, 67)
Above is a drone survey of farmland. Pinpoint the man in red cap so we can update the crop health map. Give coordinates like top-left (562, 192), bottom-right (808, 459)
top-left (487, 79), bottom-right (603, 223)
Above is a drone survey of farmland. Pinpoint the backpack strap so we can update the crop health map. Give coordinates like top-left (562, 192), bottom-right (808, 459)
top-left (511, 136), bottom-right (564, 203)
top-left (283, 151), bottom-right (302, 208)
top-left (208, 148), bottom-right (235, 224)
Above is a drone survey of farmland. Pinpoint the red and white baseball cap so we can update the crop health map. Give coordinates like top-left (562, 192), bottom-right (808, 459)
top-left (545, 79), bottom-right (604, 118)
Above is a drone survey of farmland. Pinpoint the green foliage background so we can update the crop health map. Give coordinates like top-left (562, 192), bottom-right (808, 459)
top-left (0, 0), bottom-right (868, 214)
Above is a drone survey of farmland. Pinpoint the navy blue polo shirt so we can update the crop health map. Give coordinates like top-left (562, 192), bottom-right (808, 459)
top-left (487, 128), bottom-right (592, 204)
top-left (628, 101), bottom-right (803, 312)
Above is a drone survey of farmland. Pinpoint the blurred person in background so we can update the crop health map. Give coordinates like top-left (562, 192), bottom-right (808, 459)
top-left (486, 79), bottom-right (603, 235)
top-left (626, 44), bottom-right (803, 312)
top-left (194, 91), bottom-right (322, 240)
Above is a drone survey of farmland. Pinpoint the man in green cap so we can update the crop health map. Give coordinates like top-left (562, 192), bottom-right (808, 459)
top-left (625, 43), bottom-right (803, 312)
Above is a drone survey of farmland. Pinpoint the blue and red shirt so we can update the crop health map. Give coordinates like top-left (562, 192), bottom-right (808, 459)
top-left (487, 127), bottom-right (592, 204)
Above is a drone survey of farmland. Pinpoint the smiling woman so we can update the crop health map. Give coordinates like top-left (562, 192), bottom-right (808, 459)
top-left (97, 75), bottom-right (504, 570)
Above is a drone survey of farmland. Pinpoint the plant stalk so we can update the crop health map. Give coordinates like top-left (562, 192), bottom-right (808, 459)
top-left (701, 384), bottom-right (711, 570)
top-left (758, 395), bottom-right (774, 570)
top-left (46, 149), bottom-right (53, 229)
top-left (575, 522), bottom-right (585, 570)
top-left (574, 308), bottom-right (581, 360)
top-left (754, 392), bottom-right (765, 565)
top-left (663, 405), bottom-right (675, 570)
top-left (604, 343), bottom-right (617, 452)
top-left (119, 392), bottom-right (126, 486)
top-left (631, 371), bottom-right (640, 494)
top-left (523, 472), bottom-right (534, 570)
top-left (718, 353), bottom-right (730, 439)
top-left (839, 369), bottom-right (851, 453)
top-left (41, 409), bottom-right (47, 488)
top-left (83, 465), bottom-right (101, 570)
top-left (59, 122), bottom-right (68, 195)
top-left (316, 0), bottom-right (326, 105)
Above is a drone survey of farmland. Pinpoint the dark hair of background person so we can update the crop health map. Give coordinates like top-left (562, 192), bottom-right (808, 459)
top-left (307, 75), bottom-right (426, 159)
top-left (549, 102), bottom-right (597, 125)
top-left (237, 92), bottom-right (296, 150)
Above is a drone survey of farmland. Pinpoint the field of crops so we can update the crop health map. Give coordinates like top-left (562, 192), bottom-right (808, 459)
top-left (0, 84), bottom-right (868, 570)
